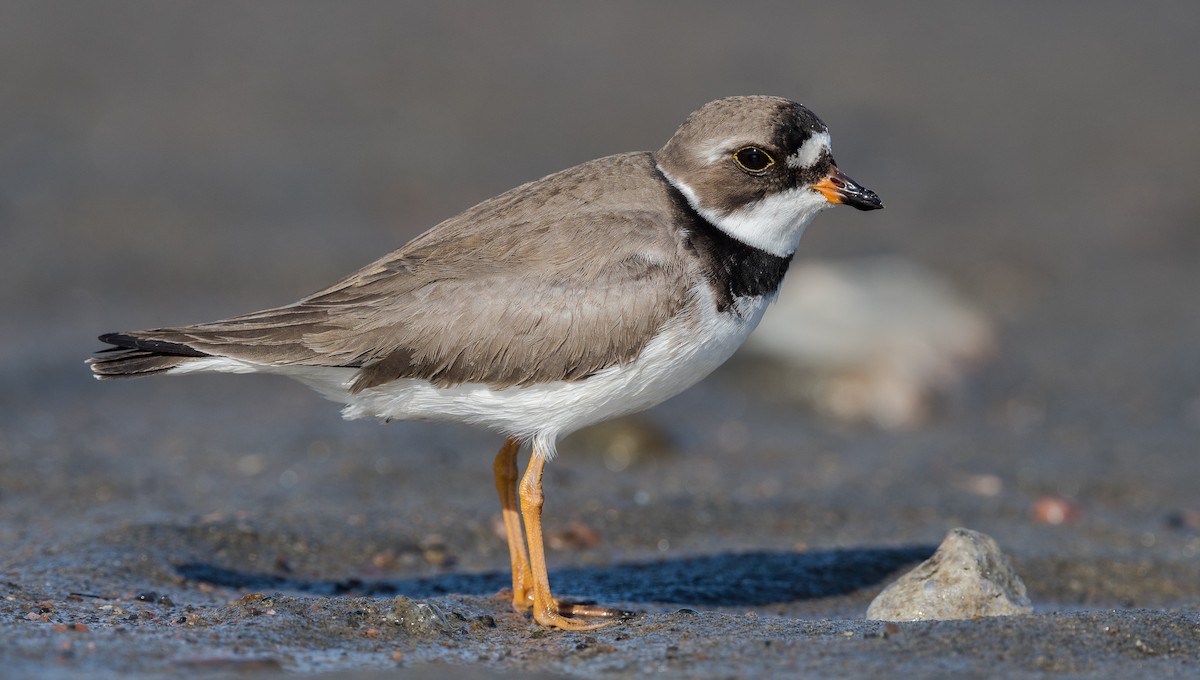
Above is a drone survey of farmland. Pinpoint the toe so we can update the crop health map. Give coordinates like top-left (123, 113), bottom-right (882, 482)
top-left (533, 610), bottom-right (618, 631)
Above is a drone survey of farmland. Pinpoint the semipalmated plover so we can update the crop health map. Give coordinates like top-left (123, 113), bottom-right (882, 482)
top-left (89, 95), bottom-right (882, 629)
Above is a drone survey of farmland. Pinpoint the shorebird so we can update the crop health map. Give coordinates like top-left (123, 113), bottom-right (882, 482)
top-left (90, 95), bottom-right (882, 629)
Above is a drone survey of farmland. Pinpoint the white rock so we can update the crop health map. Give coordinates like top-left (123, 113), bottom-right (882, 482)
top-left (745, 256), bottom-right (995, 428)
top-left (866, 528), bottom-right (1033, 621)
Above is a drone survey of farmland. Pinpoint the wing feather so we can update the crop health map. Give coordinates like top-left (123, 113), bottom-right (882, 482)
top-left (96, 153), bottom-right (696, 390)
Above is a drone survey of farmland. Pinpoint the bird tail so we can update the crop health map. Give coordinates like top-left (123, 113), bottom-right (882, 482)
top-left (87, 333), bottom-right (209, 379)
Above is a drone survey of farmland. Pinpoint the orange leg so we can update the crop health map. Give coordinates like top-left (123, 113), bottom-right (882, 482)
top-left (493, 437), bottom-right (534, 611)
top-left (518, 443), bottom-right (624, 630)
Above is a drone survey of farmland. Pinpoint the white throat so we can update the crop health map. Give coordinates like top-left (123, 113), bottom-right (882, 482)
top-left (657, 165), bottom-right (830, 258)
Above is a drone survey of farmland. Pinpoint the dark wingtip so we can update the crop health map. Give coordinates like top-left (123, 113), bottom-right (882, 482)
top-left (98, 332), bottom-right (134, 347)
top-left (96, 332), bottom-right (210, 357)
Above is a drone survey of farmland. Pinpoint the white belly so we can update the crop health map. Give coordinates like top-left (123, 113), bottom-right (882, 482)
top-left (175, 289), bottom-right (773, 458)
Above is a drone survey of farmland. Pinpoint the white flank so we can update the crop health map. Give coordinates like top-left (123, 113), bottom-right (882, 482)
top-left (786, 131), bottom-right (831, 169)
top-left (659, 166), bottom-right (831, 258)
top-left (168, 287), bottom-right (772, 460)
top-left (170, 356), bottom-right (268, 375)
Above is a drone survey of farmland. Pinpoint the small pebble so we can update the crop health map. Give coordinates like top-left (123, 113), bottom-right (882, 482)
top-left (387, 596), bottom-right (452, 635)
top-left (1031, 496), bottom-right (1082, 525)
top-left (136, 591), bottom-right (175, 606)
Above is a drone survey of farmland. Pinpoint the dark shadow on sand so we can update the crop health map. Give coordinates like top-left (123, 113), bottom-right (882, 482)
top-left (176, 546), bottom-right (933, 607)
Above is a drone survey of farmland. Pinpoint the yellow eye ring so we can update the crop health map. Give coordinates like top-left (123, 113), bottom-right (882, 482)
top-left (732, 146), bottom-right (776, 175)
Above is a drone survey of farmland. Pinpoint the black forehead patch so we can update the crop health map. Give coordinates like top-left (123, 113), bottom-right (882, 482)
top-left (770, 101), bottom-right (828, 154)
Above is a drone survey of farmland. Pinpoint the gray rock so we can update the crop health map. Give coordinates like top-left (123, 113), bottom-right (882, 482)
top-left (387, 596), bottom-right (454, 635)
top-left (866, 528), bottom-right (1033, 621)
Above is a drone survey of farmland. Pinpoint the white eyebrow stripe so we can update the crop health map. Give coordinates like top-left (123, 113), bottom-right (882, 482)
top-left (786, 131), bottom-right (831, 169)
top-left (698, 136), bottom-right (746, 164)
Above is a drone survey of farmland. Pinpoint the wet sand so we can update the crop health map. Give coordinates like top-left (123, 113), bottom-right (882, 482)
top-left (2, 2), bottom-right (1199, 677)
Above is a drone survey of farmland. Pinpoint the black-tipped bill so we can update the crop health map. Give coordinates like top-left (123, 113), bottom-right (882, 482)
top-left (813, 167), bottom-right (883, 211)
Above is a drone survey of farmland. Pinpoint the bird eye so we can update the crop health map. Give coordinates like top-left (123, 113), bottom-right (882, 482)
top-left (733, 146), bottom-right (775, 175)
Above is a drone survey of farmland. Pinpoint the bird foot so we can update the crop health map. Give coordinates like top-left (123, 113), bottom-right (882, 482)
top-left (495, 589), bottom-right (636, 629)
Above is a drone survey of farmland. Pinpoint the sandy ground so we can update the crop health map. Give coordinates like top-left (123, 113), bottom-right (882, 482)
top-left (2, 2), bottom-right (1199, 677)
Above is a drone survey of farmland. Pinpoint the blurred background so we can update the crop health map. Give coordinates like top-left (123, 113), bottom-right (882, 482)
top-left (2, 1), bottom-right (1199, 574)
